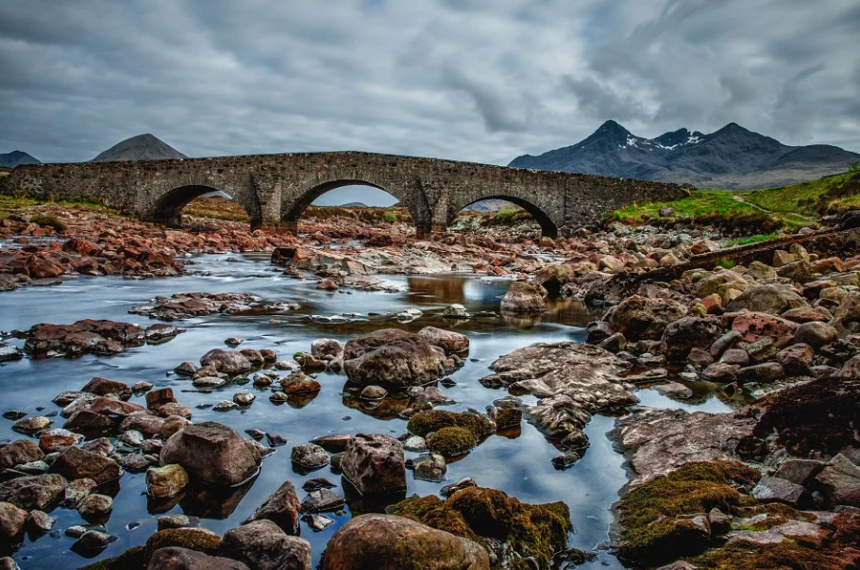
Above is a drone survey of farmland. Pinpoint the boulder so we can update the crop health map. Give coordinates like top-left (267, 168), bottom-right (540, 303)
top-left (604, 295), bottom-right (688, 341)
top-left (731, 312), bottom-right (798, 347)
top-left (0, 502), bottom-right (28, 539)
top-left (418, 326), bottom-right (470, 354)
top-left (38, 429), bottom-right (80, 453)
top-left (321, 514), bottom-right (489, 570)
top-left (737, 362), bottom-right (785, 383)
top-left (49, 447), bottom-right (122, 484)
top-left (725, 284), bottom-right (806, 315)
top-left (662, 317), bottom-right (722, 362)
top-left (248, 481), bottom-right (301, 534)
top-left (290, 444), bottom-right (330, 471)
top-left (695, 270), bottom-right (751, 304)
top-left (0, 440), bottom-right (44, 470)
top-left (342, 434), bottom-right (406, 496)
top-left (148, 547), bottom-right (250, 570)
top-left (752, 476), bottom-right (807, 507)
top-left (310, 338), bottom-right (343, 360)
top-left (199, 349), bottom-right (252, 375)
top-left (343, 329), bottom-right (448, 388)
top-left (794, 322), bottom-right (838, 347)
top-left (220, 520), bottom-right (311, 570)
top-left (81, 377), bottom-right (132, 401)
top-left (0, 474), bottom-right (68, 510)
top-left (500, 282), bottom-right (546, 313)
top-left (777, 343), bottom-right (814, 376)
top-left (815, 454), bottom-right (860, 507)
top-left (146, 464), bottom-right (189, 499)
top-left (160, 422), bottom-right (261, 486)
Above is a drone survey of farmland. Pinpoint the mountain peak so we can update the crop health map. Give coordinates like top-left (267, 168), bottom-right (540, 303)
top-left (91, 134), bottom-right (188, 162)
top-left (0, 150), bottom-right (41, 168)
top-left (508, 121), bottom-right (860, 190)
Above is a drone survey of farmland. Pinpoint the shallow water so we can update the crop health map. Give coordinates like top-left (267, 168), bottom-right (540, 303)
top-left (0, 253), bottom-right (731, 569)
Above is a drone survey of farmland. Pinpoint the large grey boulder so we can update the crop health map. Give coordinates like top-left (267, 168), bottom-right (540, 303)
top-left (343, 329), bottom-right (448, 387)
top-left (160, 422), bottom-right (261, 486)
top-left (220, 520), bottom-right (311, 570)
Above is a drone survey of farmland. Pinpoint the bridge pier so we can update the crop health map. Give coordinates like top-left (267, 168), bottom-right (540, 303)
top-left (263, 220), bottom-right (298, 235)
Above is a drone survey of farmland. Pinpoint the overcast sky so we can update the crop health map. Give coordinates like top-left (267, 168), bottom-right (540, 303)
top-left (1, 0), bottom-right (858, 166)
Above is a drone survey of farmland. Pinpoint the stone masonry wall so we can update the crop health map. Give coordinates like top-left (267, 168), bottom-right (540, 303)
top-left (0, 151), bottom-right (686, 236)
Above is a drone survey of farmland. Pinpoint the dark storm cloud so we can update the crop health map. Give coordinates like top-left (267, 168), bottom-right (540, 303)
top-left (0, 0), bottom-right (857, 165)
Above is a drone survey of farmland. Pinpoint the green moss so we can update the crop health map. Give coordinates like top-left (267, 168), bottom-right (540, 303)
top-left (407, 410), bottom-right (494, 442)
top-left (617, 460), bottom-right (760, 566)
top-left (144, 528), bottom-right (222, 561)
top-left (726, 233), bottom-right (781, 247)
top-left (691, 511), bottom-right (860, 570)
top-left (76, 546), bottom-right (145, 570)
top-left (30, 213), bottom-right (66, 231)
top-left (390, 487), bottom-right (572, 570)
top-left (426, 426), bottom-right (475, 458)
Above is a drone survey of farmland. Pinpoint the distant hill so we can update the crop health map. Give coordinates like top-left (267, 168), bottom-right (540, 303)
top-left (339, 202), bottom-right (370, 208)
top-left (0, 150), bottom-right (41, 168)
top-left (464, 199), bottom-right (510, 212)
top-left (91, 134), bottom-right (188, 162)
top-left (509, 120), bottom-right (860, 190)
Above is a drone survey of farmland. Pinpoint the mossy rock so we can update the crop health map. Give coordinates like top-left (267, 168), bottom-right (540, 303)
top-left (144, 528), bottom-right (222, 562)
top-left (617, 460), bottom-right (760, 566)
top-left (390, 486), bottom-right (571, 569)
top-left (406, 410), bottom-right (494, 442)
top-left (691, 511), bottom-right (860, 569)
top-left (426, 426), bottom-right (475, 458)
top-left (76, 546), bottom-right (145, 570)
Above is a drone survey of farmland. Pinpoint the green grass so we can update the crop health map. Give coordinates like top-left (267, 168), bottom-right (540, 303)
top-left (726, 233), bottom-right (781, 247)
top-left (611, 169), bottom-right (860, 231)
top-left (715, 258), bottom-right (737, 269)
top-left (744, 172), bottom-right (860, 215)
top-left (613, 190), bottom-right (758, 224)
top-left (0, 194), bottom-right (125, 217)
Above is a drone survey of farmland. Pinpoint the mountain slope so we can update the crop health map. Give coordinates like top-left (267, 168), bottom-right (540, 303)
top-left (510, 121), bottom-right (860, 190)
top-left (91, 134), bottom-right (188, 162)
top-left (0, 150), bottom-right (41, 168)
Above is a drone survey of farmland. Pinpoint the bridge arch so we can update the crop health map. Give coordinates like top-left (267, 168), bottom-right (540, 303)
top-left (282, 178), bottom-right (433, 236)
top-left (448, 195), bottom-right (559, 238)
top-left (152, 184), bottom-right (263, 230)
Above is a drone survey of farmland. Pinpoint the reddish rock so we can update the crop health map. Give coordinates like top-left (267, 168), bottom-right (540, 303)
top-left (321, 514), bottom-right (489, 570)
top-left (247, 481), bottom-right (302, 535)
top-left (148, 547), bottom-right (250, 570)
top-left (160, 422), bottom-right (261, 486)
top-left (343, 329), bottom-right (448, 388)
top-left (731, 312), bottom-right (799, 347)
top-left (49, 447), bottom-right (122, 484)
top-left (81, 377), bottom-right (132, 400)
top-left (0, 440), bottom-right (45, 470)
top-left (418, 326), bottom-right (470, 354)
top-left (342, 433), bottom-right (406, 496)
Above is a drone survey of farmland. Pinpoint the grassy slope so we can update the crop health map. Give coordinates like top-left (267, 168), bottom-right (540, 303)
top-left (613, 170), bottom-right (860, 229)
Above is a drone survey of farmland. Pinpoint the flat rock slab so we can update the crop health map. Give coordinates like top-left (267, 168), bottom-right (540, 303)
top-left (613, 408), bottom-right (757, 487)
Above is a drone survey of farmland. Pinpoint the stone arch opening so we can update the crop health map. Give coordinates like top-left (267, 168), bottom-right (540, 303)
top-left (450, 196), bottom-right (558, 238)
top-left (152, 185), bottom-right (262, 230)
top-left (282, 180), bottom-right (427, 236)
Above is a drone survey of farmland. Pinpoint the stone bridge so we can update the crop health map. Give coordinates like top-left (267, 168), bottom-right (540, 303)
top-left (0, 151), bottom-right (686, 237)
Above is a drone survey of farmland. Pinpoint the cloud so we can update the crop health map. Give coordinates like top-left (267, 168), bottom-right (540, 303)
top-left (0, 0), bottom-right (857, 165)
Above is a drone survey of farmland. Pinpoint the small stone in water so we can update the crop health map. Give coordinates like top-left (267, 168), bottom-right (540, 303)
top-left (440, 378), bottom-right (457, 388)
top-left (233, 392), bottom-right (255, 405)
top-left (126, 521), bottom-right (141, 531)
top-left (157, 514), bottom-right (198, 530)
top-left (65, 525), bottom-right (88, 538)
top-left (269, 391), bottom-right (288, 402)
top-left (2, 410), bottom-right (26, 421)
top-left (213, 400), bottom-right (238, 411)
top-left (302, 513), bottom-right (335, 531)
top-left (440, 477), bottom-right (477, 497)
top-left (131, 381), bottom-right (153, 393)
top-left (225, 337), bottom-right (244, 346)
top-left (245, 429), bottom-right (265, 441)
top-left (266, 433), bottom-right (287, 447)
top-left (552, 452), bottom-right (581, 470)
top-left (302, 477), bottom-right (336, 492)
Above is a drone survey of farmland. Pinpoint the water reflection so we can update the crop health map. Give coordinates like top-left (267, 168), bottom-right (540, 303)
top-left (0, 254), bottom-right (728, 570)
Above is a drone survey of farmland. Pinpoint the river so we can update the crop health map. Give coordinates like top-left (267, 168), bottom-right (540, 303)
top-left (0, 251), bottom-right (731, 569)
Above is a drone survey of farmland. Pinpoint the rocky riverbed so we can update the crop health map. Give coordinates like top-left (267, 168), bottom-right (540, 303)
top-left (2, 201), bottom-right (860, 570)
